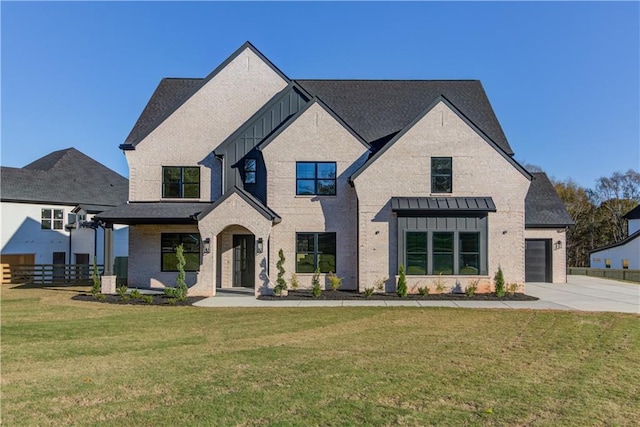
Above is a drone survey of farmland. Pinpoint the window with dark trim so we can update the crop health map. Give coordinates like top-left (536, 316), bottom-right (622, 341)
top-left (459, 232), bottom-right (480, 275)
top-left (162, 166), bottom-right (200, 198)
top-left (41, 208), bottom-right (64, 230)
top-left (431, 157), bottom-right (452, 193)
top-left (161, 233), bottom-right (201, 272)
top-left (244, 158), bottom-right (256, 184)
top-left (296, 232), bottom-right (336, 273)
top-left (406, 232), bottom-right (428, 275)
top-left (296, 162), bottom-right (336, 196)
top-left (433, 232), bottom-right (454, 275)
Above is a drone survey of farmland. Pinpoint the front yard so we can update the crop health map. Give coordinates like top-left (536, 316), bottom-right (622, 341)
top-left (1, 284), bottom-right (639, 426)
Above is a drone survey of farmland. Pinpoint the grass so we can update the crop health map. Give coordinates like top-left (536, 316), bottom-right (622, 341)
top-left (1, 284), bottom-right (639, 426)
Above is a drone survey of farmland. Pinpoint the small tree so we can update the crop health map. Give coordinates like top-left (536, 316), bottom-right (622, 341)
top-left (174, 244), bottom-right (188, 301)
top-left (397, 265), bottom-right (407, 297)
top-left (312, 268), bottom-right (322, 298)
top-left (91, 256), bottom-right (101, 296)
top-left (328, 271), bottom-right (342, 292)
top-left (494, 266), bottom-right (505, 298)
top-left (274, 249), bottom-right (287, 295)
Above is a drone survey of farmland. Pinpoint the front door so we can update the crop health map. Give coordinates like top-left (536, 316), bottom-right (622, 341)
top-left (525, 239), bottom-right (552, 282)
top-left (233, 235), bottom-right (255, 288)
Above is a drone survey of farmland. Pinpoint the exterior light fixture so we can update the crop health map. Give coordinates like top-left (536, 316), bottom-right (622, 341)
top-left (554, 240), bottom-right (562, 250)
top-left (256, 238), bottom-right (264, 254)
top-left (203, 238), bottom-right (211, 254)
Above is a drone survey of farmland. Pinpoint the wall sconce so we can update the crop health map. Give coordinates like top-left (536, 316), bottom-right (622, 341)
top-left (554, 240), bottom-right (562, 250)
top-left (256, 238), bottom-right (264, 254)
top-left (203, 238), bottom-right (211, 254)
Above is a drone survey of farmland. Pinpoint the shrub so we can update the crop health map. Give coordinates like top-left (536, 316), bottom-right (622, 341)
top-left (290, 273), bottom-right (299, 290)
top-left (508, 283), bottom-right (519, 295)
top-left (374, 277), bottom-right (387, 292)
top-left (328, 271), bottom-right (342, 292)
top-left (116, 284), bottom-right (128, 297)
top-left (174, 244), bottom-right (189, 301)
top-left (494, 267), bottom-right (506, 298)
top-left (130, 289), bottom-right (143, 299)
top-left (432, 274), bottom-right (448, 293)
top-left (397, 265), bottom-right (407, 297)
top-left (167, 298), bottom-right (177, 305)
top-left (418, 286), bottom-right (429, 296)
top-left (465, 279), bottom-right (479, 297)
top-left (121, 294), bottom-right (131, 302)
top-left (312, 268), bottom-right (322, 298)
top-left (91, 256), bottom-right (101, 296)
top-left (94, 293), bottom-right (106, 301)
top-left (364, 287), bottom-right (374, 298)
top-left (274, 249), bottom-right (287, 295)
top-left (142, 295), bottom-right (154, 304)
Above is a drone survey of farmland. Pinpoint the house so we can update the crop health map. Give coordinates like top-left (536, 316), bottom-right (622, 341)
top-left (96, 42), bottom-right (572, 296)
top-left (589, 205), bottom-right (640, 269)
top-left (1, 148), bottom-right (129, 271)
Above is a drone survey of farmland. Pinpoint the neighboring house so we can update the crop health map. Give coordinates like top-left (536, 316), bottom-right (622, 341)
top-left (1, 148), bottom-right (129, 268)
top-left (589, 205), bottom-right (640, 269)
top-left (97, 42), bottom-right (572, 296)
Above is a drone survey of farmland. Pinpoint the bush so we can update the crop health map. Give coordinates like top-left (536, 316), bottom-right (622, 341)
top-left (328, 271), bottom-right (342, 291)
top-left (274, 249), bottom-right (287, 295)
top-left (374, 277), bottom-right (387, 292)
top-left (508, 283), bottom-right (519, 295)
top-left (290, 273), bottom-right (299, 291)
top-left (418, 286), bottom-right (429, 296)
top-left (494, 267), bottom-right (506, 298)
top-left (432, 274), bottom-right (448, 293)
top-left (174, 244), bottom-right (189, 301)
top-left (364, 287), bottom-right (374, 298)
top-left (397, 265), bottom-right (407, 298)
top-left (91, 256), bottom-right (101, 296)
top-left (116, 284), bottom-right (128, 297)
top-left (312, 268), bottom-right (322, 298)
top-left (130, 289), bottom-right (143, 299)
top-left (465, 280), bottom-right (479, 297)
top-left (142, 295), bottom-right (154, 304)
top-left (94, 293), bottom-right (106, 301)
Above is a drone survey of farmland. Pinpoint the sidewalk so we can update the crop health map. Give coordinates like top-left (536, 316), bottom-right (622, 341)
top-left (193, 276), bottom-right (640, 313)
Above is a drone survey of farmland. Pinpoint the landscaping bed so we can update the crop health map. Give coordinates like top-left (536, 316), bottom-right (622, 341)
top-left (71, 292), bottom-right (206, 306)
top-left (259, 289), bottom-right (538, 301)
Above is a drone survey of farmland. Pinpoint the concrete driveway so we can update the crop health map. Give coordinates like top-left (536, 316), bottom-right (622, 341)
top-left (525, 275), bottom-right (639, 314)
top-left (194, 275), bottom-right (639, 313)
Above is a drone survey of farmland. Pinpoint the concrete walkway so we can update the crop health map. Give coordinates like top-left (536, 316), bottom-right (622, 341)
top-left (193, 275), bottom-right (640, 313)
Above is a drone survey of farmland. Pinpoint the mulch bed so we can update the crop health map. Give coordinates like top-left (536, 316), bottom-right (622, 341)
top-left (259, 290), bottom-right (539, 301)
top-left (72, 293), bottom-right (206, 306)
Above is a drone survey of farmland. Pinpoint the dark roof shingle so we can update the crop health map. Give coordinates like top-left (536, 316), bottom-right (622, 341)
top-left (525, 172), bottom-right (574, 228)
top-left (1, 148), bottom-right (128, 208)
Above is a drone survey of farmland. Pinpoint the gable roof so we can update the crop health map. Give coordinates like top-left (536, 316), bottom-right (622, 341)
top-left (121, 42), bottom-right (289, 149)
top-left (1, 148), bottom-right (128, 208)
top-left (295, 79), bottom-right (513, 155)
top-left (525, 172), bottom-right (574, 228)
top-left (623, 205), bottom-right (640, 220)
top-left (589, 229), bottom-right (640, 254)
top-left (197, 186), bottom-right (281, 224)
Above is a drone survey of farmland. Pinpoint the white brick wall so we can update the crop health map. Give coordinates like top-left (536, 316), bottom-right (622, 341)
top-left (525, 228), bottom-right (568, 283)
top-left (353, 101), bottom-right (531, 291)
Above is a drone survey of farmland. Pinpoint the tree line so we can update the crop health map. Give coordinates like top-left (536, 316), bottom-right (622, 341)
top-left (552, 169), bottom-right (639, 267)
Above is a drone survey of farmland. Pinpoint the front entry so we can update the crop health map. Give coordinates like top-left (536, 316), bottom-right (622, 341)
top-left (232, 235), bottom-right (255, 288)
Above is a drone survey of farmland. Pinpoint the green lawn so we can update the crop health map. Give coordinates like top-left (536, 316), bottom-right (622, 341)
top-left (1, 284), bottom-right (639, 426)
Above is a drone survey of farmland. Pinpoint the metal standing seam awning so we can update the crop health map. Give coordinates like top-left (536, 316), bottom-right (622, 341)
top-left (390, 196), bottom-right (496, 214)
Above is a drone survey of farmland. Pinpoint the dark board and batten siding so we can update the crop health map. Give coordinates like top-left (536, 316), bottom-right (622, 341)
top-left (218, 87), bottom-right (309, 203)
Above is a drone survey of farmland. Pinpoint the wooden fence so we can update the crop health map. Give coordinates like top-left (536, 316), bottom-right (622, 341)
top-left (568, 267), bottom-right (640, 283)
top-left (1, 264), bottom-right (104, 285)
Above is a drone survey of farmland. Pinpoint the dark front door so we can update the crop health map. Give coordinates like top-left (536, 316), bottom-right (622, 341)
top-left (525, 239), bottom-right (552, 282)
top-left (53, 252), bottom-right (66, 282)
top-left (233, 235), bottom-right (255, 288)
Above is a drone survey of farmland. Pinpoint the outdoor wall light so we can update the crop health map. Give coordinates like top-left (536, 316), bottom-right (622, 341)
top-left (554, 240), bottom-right (562, 250)
top-left (256, 238), bottom-right (264, 254)
top-left (203, 238), bottom-right (211, 254)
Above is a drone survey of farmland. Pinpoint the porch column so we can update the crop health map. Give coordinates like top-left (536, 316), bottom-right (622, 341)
top-left (101, 223), bottom-right (117, 294)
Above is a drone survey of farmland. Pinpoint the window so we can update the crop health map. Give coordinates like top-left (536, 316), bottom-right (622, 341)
top-left (459, 233), bottom-right (480, 275)
top-left (406, 232), bottom-right (428, 275)
top-left (431, 157), bottom-right (452, 193)
top-left (41, 208), bottom-right (64, 230)
top-left (296, 162), bottom-right (336, 196)
top-left (296, 232), bottom-right (336, 273)
top-left (244, 158), bottom-right (256, 184)
top-left (433, 232), bottom-right (454, 275)
top-left (161, 233), bottom-right (201, 272)
top-left (162, 167), bottom-right (200, 198)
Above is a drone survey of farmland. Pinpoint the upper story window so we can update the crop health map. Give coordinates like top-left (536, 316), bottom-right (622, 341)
top-left (296, 162), bottom-right (336, 196)
top-left (162, 167), bottom-right (200, 199)
top-left (431, 157), bottom-right (452, 193)
top-left (42, 208), bottom-right (64, 230)
top-left (244, 158), bottom-right (256, 184)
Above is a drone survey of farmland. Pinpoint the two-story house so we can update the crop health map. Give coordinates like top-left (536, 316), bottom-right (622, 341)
top-left (97, 42), bottom-right (573, 296)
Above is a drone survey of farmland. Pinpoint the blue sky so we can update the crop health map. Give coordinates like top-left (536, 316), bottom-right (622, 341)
top-left (2, 1), bottom-right (638, 189)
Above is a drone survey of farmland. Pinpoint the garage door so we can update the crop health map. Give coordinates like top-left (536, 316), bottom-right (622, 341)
top-left (525, 239), bottom-right (551, 282)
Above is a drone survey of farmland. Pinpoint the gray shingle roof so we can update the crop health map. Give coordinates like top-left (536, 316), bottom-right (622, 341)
top-left (295, 80), bottom-right (513, 155)
top-left (1, 148), bottom-right (128, 208)
top-left (525, 172), bottom-right (574, 228)
top-left (391, 196), bottom-right (496, 213)
top-left (95, 202), bottom-right (211, 225)
top-left (623, 205), bottom-right (640, 220)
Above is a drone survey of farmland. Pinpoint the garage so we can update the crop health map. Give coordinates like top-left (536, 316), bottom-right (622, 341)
top-left (525, 239), bottom-right (551, 282)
